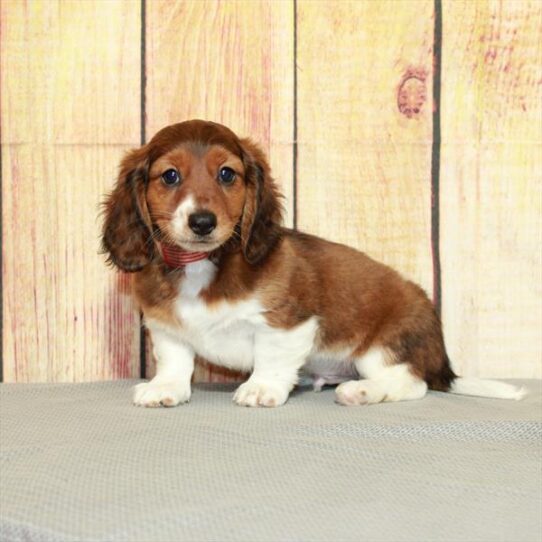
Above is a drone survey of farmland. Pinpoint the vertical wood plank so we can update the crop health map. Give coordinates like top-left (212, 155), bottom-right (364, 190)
top-left (1, 0), bottom-right (142, 382)
top-left (145, 0), bottom-right (294, 381)
top-left (440, 1), bottom-right (542, 378)
top-left (296, 0), bottom-right (435, 298)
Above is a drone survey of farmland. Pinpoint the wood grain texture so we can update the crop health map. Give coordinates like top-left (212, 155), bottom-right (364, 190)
top-left (440, 0), bottom-right (542, 378)
top-left (2, 0), bottom-right (540, 383)
top-left (296, 0), bottom-right (435, 297)
top-left (145, 0), bottom-right (294, 381)
top-left (1, 0), bottom-right (141, 381)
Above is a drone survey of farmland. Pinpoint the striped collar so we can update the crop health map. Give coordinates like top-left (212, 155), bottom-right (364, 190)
top-left (160, 243), bottom-right (208, 268)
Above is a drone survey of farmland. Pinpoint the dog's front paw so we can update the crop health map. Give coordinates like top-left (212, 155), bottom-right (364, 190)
top-left (133, 380), bottom-right (191, 408)
top-left (233, 380), bottom-right (289, 407)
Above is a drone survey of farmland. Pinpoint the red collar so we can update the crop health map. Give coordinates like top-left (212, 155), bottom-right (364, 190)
top-left (160, 243), bottom-right (208, 268)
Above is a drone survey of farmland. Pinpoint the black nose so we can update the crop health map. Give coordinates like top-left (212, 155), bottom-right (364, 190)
top-left (188, 212), bottom-right (217, 236)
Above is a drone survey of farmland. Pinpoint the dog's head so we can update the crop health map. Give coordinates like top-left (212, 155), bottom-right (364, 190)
top-left (102, 120), bottom-right (283, 271)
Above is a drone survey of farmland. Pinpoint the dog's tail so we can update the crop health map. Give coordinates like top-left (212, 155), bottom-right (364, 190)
top-left (448, 377), bottom-right (526, 400)
top-left (430, 354), bottom-right (526, 400)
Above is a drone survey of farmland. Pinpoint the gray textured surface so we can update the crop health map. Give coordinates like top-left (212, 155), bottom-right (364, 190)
top-left (1, 379), bottom-right (541, 542)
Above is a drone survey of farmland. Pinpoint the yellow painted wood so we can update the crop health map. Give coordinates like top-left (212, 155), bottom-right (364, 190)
top-left (1, 0), bottom-right (142, 381)
top-left (2, 0), bottom-right (540, 383)
top-left (296, 0), bottom-right (435, 297)
top-left (145, 0), bottom-right (294, 381)
top-left (440, 1), bottom-right (542, 378)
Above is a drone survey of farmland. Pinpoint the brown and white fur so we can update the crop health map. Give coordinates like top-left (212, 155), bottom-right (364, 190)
top-left (102, 120), bottom-right (525, 408)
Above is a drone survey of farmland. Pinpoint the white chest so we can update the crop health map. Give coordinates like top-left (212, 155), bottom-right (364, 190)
top-left (172, 260), bottom-right (266, 371)
top-left (145, 260), bottom-right (326, 378)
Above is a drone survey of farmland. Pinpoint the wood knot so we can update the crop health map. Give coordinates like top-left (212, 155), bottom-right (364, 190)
top-left (397, 68), bottom-right (427, 118)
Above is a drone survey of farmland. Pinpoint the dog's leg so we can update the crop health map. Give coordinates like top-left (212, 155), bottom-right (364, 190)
top-left (233, 318), bottom-right (318, 407)
top-left (335, 346), bottom-right (427, 406)
top-left (133, 324), bottom-right (195, 407)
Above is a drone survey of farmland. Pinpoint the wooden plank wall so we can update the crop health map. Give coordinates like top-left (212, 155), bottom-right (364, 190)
top-left (297, 0), bottom-right (435, 295)
top-left (1, 0), bottom-right (142, 382)
top-left (1, 0), bottom-right (540, 383)
top-left (440, 0), bottom-right (542, 378)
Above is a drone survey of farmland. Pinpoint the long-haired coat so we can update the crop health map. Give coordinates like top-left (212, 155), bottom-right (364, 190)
top-left (102, 120), bottom-right (524, 407)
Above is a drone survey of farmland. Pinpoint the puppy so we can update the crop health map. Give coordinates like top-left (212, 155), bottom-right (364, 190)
top-left (102, 120), bottom-right (524, 407)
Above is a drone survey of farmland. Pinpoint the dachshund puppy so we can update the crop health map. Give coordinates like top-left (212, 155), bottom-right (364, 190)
top-left (102, 120), bottom-right (524, 407)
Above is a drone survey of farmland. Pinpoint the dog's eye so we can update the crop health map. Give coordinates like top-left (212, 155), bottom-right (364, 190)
top-left (218, 167), bottom-right (236, 185)
top-left (161, 169), bottom-right (180, 186)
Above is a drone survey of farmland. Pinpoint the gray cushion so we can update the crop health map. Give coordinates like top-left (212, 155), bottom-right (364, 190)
top-left (1, 379), bottom-right (541, 542)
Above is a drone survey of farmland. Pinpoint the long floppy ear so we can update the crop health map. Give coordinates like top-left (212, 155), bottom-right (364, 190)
top-left (101, 146), bottom-right (154, 272)
top-left (240, 138), bottom-right (284, 265)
